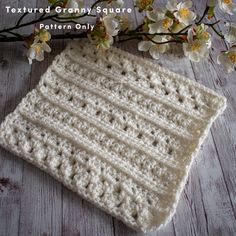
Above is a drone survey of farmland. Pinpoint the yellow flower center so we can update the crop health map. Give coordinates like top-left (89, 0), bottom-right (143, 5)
top-left (162, 18), bottom-right (172, 29)
top-left (40, 32), bottom-right (50, 42)
top-left (229, 53), bottom-right (236, 64)
top-left (138, 0), bottom-right (153, 8)
top-left (223, 0), bottom-right (232, 4)
top-left (179, 7), bottom-right (189, 18)
top-left (191, 41), bottom-right (201, 51)
top-left (202, 31), bottom-right (210, 40)
top-left (34, 45), bottom-right (42, 54)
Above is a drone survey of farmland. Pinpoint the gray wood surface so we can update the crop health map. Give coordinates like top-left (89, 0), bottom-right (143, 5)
top-left (0, 0), bottom-right (236, 235)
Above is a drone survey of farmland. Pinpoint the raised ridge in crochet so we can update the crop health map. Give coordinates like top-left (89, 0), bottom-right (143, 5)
top-left (0, 40), bottom-right (226, 232)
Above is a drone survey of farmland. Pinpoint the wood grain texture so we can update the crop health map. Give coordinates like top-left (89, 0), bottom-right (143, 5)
top-left (0, 0), bottom-right (236, 236)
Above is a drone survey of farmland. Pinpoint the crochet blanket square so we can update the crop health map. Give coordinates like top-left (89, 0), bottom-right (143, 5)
top-left (0, 40), bottom-right (226, 232)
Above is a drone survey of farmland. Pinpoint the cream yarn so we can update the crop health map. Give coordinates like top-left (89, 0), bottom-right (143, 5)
top-left (0, 40), bottom-right (226, 232)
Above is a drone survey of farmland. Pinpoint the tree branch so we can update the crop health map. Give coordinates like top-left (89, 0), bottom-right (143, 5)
top-left (16, 12), bottom-right (29, 26)
top-left (0, 32), bottom-right (87, 42)
top-left (145, 35), bottom-right (182, 45)
top-left (197, 5), bottom-right (210, 24)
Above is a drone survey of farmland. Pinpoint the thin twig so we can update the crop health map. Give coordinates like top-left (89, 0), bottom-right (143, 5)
top-left (196, 5), bottom-right (210, 24)
top-left (16, 12), bottom-right (29, 26)
top-left (39, 12), bottom-right (47, 20)
top-left (209, 25), bottom-right (224, 39)
top-left (128, 23), bottom-right (145, 33)
top-left (177, 24), bottom-right (191, 34)
top-left (0, 33), bottom-right (87, 42)
top-left (120, 31), bottom-right (187, 37)
top-left (52, 17), bottom-right (77, 24)
top-left (145, 35), bottom-right (182, 45)
top-left (205, 20), bottom-right (221, 26)
top-left (118, 36), bottom-right (143, 43)
top-left (7, 31), bottom-right (23, 38)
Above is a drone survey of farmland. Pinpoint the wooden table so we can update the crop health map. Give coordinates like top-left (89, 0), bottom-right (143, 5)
top-left (0, 0), bottom-right (235, 235)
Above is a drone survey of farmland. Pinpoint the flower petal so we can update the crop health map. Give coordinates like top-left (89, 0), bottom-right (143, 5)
top-left (33, 37), bottom-right (40, 44)
top-left (188, 11), bottom-right (197, 21)
top-left (225, 22), bottom-right (236, 44)
top-left (182, 0), bottom-right (193, 9)
top-left (66, 0), bottom-right (79, 9)
top-left (219, 0), bottom-right (236, 15)
top-left (27, 47), bottom-right (36, 60)
top-left (103, 15), bottom-right (120, 36)
top-left (36, 51), bottom-right (44, 62)
top-left (217, 52), bottom-right (235, 72)
top-left (187, 28), bottom-right (194, 43)
top-left (42, 43), bottom-right (51, 53)
top-left (138, 41), bottom-right (152, 51)
top-left (189, 52), bottom-right (201, 62)
top-left (28, 58), bottom-right (33, 64)
top-left (148, 22), bottom-right (160, 34)
top-left (149, 46), bottom-right (160, 59)
top-left (146, 10), bottom-right (158, 22)
top-left (166, 0), bottom-right (178, 11)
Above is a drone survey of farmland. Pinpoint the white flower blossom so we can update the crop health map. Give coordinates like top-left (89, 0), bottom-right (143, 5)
top-left (118, 14), bottom-right (131, 31)
top-left (98, 34), bottom-right (115, 50)
top-left (166, 0), bottom-right (196, 25)
top-left (27, 42), bottom-right (51, 64)
top-left (147, 8), bottom-right (173, 33)
top-left (34, 29), bottom-right (51, 43)
top-left (166, 0), bottom-right (178, 11)
top-left (171, 22), bottom-right (186, 33)
top-left (107, 0), bottom-right (124, 7)
top-left (183, 27), bottom-right (210, 62)
top-left (88, 14), bottom-right (120, 49)
top-left (26, 29), bottom-right (51, 64)
top-left (183, 40), bottom-right (209, 62)
top-left (217, 47), bottom-right (236, 73)
top-left (138, 36), bottom-right (170, 59)
top-left (59, 0), bottom-right (83, 20)
top-left (189, 24), bottom-right (212, 48)
top-left (207, 0), bottom-right (236, 14)
top-left (218, 0), bottom-right (236, 15)
top-left (100, 0), bottom-right (124, 10)
top-left (103, 14), bottom-right (120, 36)
top-left (65, 0), bottom-right (83, 9)
top-left (115, 0), bottom-right (124, 7)
top-left (225, 22), bottom-right (236, 44)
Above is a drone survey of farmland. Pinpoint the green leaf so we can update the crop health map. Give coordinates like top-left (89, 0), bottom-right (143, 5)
top-left (207, 6), bottom-right (215, 19)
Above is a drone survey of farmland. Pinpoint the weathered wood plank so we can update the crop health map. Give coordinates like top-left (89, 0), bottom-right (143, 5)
top-left (0, 0), bottom-right (36, 235)
top-left (190, 2), bottom-right (236, 234)
top-left (18, 1), bottom-right (63, 236)
top-left (62, 188), bottom-right (114, 236)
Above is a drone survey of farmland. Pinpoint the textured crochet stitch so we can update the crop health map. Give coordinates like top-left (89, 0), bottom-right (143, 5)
top-left (0, 40), bottom-right (226, 232)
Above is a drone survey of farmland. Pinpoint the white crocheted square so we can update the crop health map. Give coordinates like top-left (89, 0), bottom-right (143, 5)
top-left (0, 41), bottom-right (226, 232)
